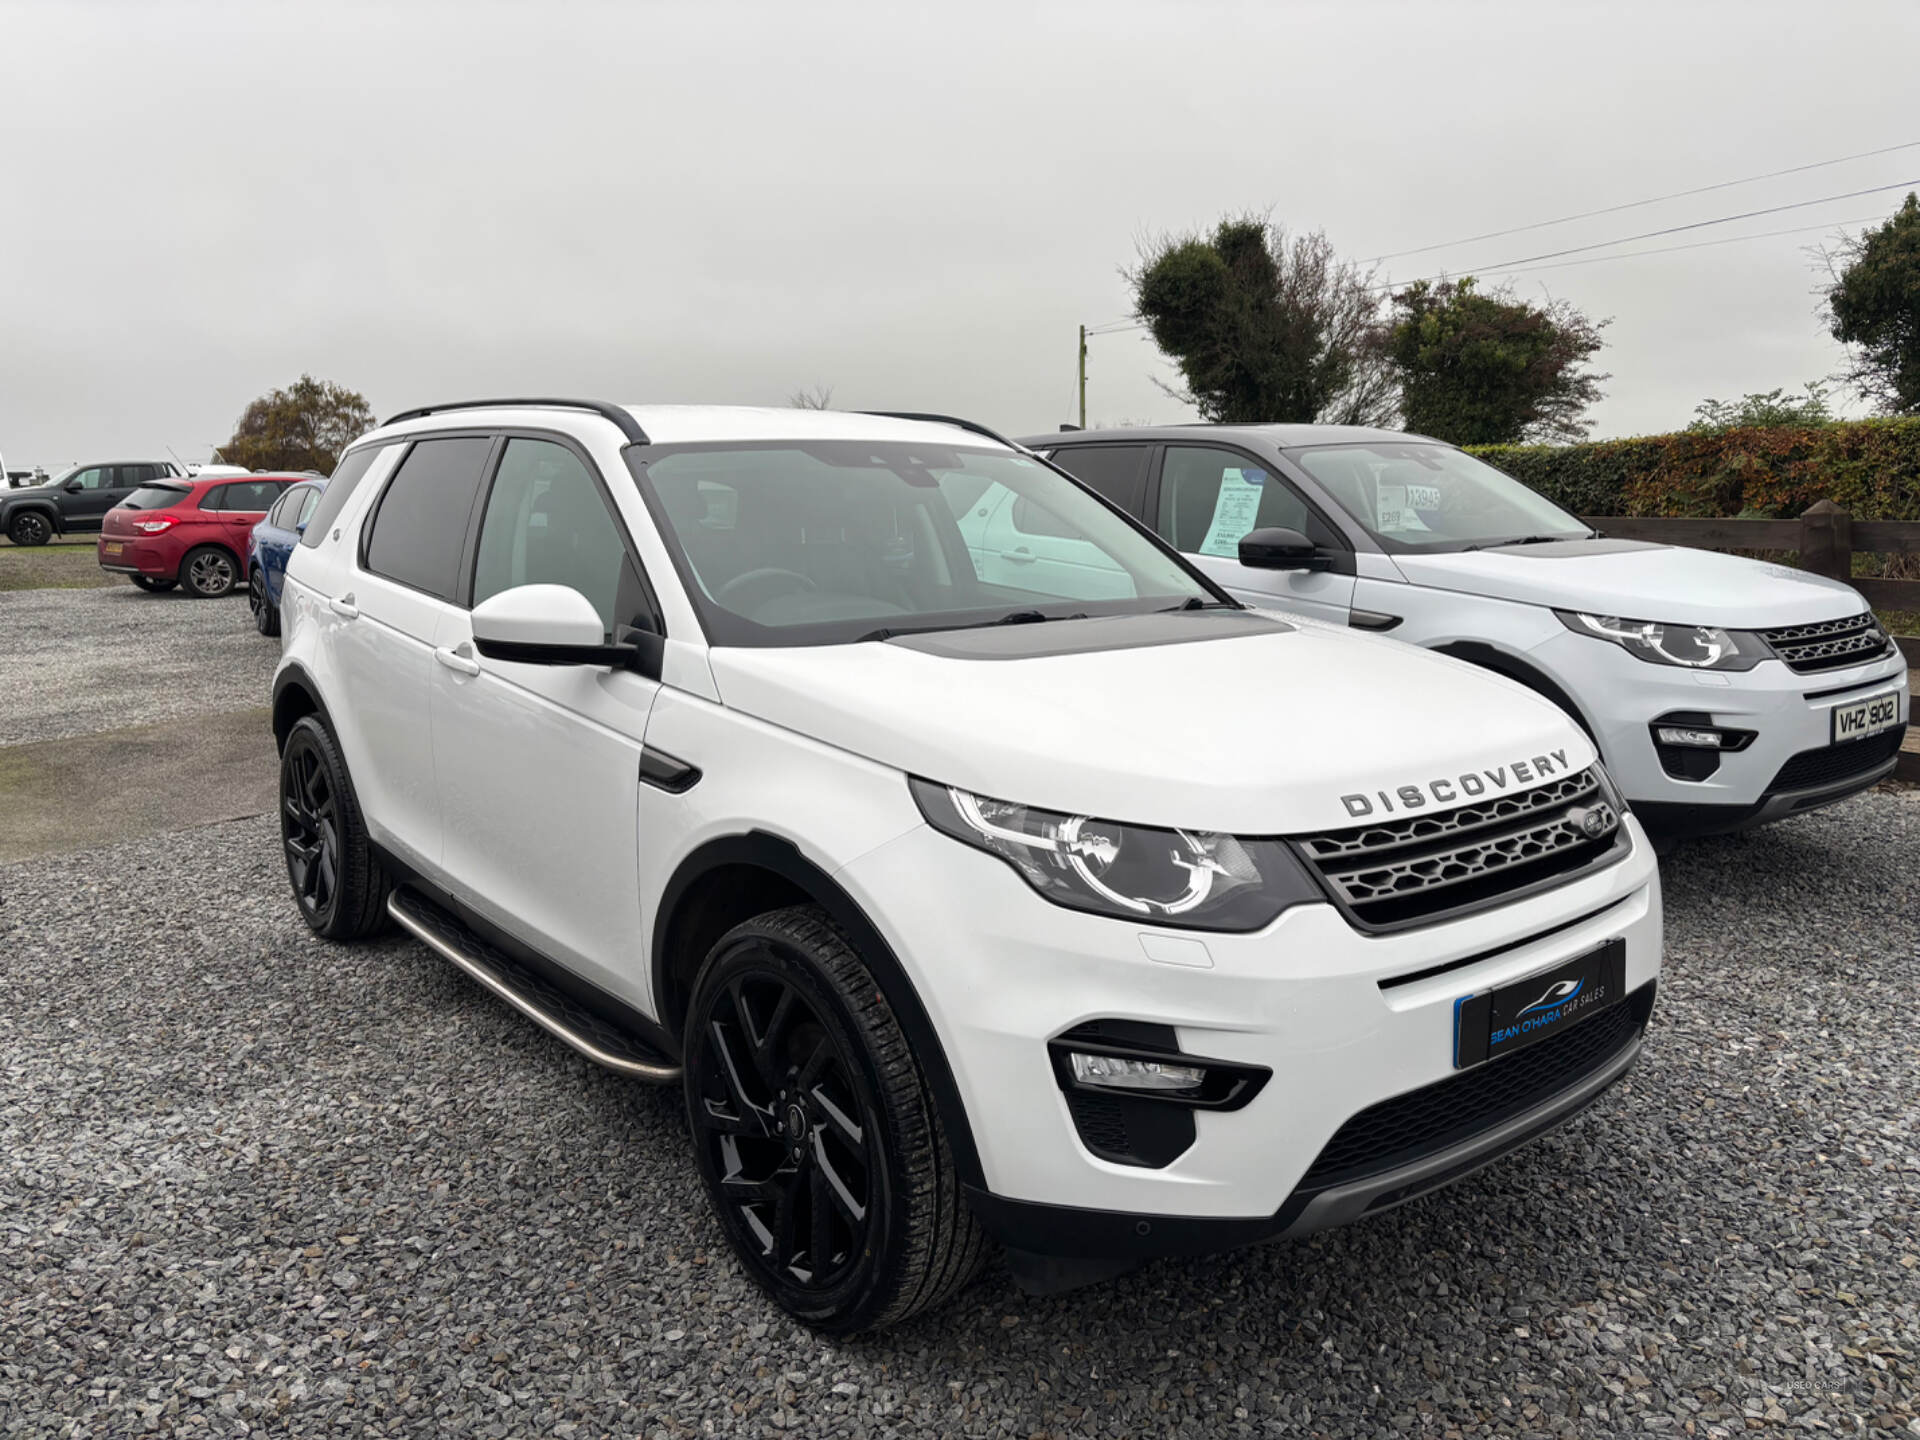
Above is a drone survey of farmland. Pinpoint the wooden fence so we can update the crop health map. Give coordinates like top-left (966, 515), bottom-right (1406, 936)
top-left (1578, 500), bottom-right (1918, 782)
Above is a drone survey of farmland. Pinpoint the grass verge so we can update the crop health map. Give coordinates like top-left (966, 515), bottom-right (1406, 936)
top-left (0, 535), bottom-right (121, 591)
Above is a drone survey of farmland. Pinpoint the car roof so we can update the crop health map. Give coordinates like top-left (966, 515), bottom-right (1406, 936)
top-left (1020, 423), bottom-right (1442, 449)
top-left (370, 402), bottom-right (1015, 450)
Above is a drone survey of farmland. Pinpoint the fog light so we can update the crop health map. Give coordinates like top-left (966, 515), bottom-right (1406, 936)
top-left (1068, 1052), bottom-right (1206, 1093)
top-left (1655, 727), bottom-right (1724, 748)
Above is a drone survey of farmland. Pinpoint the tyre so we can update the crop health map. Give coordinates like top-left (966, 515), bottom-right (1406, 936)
top-left (249, 566), bottom-right (280, 636)
top-left (7, 511), bottom-right (51, 546)
top-left (279, 715), bottom-right (392, 940)
top-left (684, 905), bottom-right (987, 1332)
top-left (180, 545), bottom-right (239, 597)
top-left (130, 576), bottom-right (177, 593)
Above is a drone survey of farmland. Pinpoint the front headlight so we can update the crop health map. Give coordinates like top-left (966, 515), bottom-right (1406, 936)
top-left (909, 778), bottom-right (1319, 932)
top-left (1557, 610), bottom-right (1767, 671)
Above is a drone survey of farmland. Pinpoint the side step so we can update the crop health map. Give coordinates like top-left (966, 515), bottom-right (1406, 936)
top-left (388, 889), bottom-right (681, 1083)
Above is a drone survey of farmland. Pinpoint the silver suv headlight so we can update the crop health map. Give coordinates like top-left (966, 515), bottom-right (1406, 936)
top-left (909, 779), bottom-right (1319, 931)
top-left (1557, 610), bottom-right (1767, 671)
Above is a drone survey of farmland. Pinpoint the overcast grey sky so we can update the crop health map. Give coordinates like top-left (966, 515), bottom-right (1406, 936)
top-left (3, 0), bottom-right (1917, 468)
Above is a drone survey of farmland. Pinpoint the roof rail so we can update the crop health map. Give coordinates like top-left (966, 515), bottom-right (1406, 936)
top-left (381, 398), bottom-right (650, 445)
top-left (857, 411), bottom-right (1026, 451)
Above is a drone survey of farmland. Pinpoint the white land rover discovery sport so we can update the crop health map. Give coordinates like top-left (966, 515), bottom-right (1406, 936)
top-left (270, 401), bottom-right (1662, 1331)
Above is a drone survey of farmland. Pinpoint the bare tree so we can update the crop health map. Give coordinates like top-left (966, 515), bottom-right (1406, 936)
top-left (1130, 215), bottom-right (1398, 426)
top-left (788, 383), bottom-right (836, 410)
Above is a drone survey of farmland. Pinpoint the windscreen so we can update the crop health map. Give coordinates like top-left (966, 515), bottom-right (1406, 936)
top-left (1293, 443), bottom-right (1590, 551)
top-left (634, 441), bottom-right (1216, 646)
top-left (122, 483), bottom-right (190, 511)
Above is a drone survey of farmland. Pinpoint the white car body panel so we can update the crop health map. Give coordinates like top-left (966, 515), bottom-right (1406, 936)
top-left (841, 817), bottom-right (1658, 1213)
top-left (277, 404), bottom-right (1660, 1241)
top-left (1389, 542), bottom-right (1868, 628)
top-left (705, 621), bottom-right (1594, 835)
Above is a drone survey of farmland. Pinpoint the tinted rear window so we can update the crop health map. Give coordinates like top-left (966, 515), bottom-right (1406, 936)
top-left (361, 438), bottom-right (494, 599)
top-left (123, 483), bottom-right (190, 511)
top-left (300, 446), bottom-right (385, 549)
top-left (221, 480), bottom-right (288, 512)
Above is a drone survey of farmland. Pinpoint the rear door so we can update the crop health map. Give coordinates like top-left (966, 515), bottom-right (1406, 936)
top-left (333, 435), bottom-right (496, 875)
top-left (429, 434), bottom-right (664, 1004)
top-left (103, 464), bottom-right (155, 514)
top-left (217, 478), bottom-right (289, 549)
top-left (1149, 443), bottom-right (1357, 624)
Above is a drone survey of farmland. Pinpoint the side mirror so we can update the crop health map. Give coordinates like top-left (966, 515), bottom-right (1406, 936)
top-left (471, 585), bottom-right (638, 669)
top-left (65, 478), bottom-right (85, 493)
top-left (1238, 526), bottom-right (1333, 572)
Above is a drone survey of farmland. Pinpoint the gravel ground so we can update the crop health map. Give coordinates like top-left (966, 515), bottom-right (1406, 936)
top-left (0, 586), bottom-right (275, 744)
top-left (3, 801), bottom-right (1917, 1439)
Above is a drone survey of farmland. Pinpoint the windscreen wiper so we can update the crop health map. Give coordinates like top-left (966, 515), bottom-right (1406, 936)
top-left (857, 611), bottom-right (1088, 643)
top-left (1157, 597), bottom-right (1240, 612)
top-left (1459, 532), bottom-right (1597, 552)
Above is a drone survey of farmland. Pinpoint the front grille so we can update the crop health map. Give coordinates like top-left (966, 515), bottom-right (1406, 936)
top-left (1299, 983), bottom-right (1654, 1190)
top-left (1293, 768), bottom-right (1627, 931)
top-left (1768, 728), bottom-right (1904, 794)
top-left (1760, 612), bottom-right (1890, 673)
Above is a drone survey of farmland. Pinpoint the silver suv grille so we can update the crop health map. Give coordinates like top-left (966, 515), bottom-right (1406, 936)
top-left (1759, 612), bottom-right (1889, 673)
top-left (1292, 767), bottom-right (1628, 931)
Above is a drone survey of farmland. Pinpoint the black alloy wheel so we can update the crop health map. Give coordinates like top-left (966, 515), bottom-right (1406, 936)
top-left (685, 907), bottom-right (986, 1332)
top-left (249, 566), bottom-right (279, 635)
top-left (694, 966), bottom-right (877, 1295)
top-left (181, 546), bottom-right (237, 597)
top-left (8, 511), bottom-right (51, 546)
top-left (278, 716), bottom-right (390, 940)
top-left (282, 731), bottom-right (342, 924)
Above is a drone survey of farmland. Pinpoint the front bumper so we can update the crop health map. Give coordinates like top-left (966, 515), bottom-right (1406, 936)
top-left (969, 987), bottom-right (1648, 1272)
top-left (837, 816), bottom-right (1661, 1241)
top-left (1531, 629), bottom-right (1908, 824)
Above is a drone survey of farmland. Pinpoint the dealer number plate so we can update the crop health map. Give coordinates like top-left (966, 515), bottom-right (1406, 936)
top-left (102, 542), bottom-right (124, 556)
top-left (1454, 938), bottom-right (1626, 1069)
top-left (1832, 691), bottom-right (1901, 744)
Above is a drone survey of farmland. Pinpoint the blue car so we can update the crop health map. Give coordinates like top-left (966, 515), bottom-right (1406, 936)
top-left (246, 477), bottom-right (325, 637)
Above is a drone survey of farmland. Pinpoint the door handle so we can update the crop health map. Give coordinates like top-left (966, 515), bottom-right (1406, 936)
top-left (1006, 547), bottom-right (1036, 564)
top-left (434, 643), bottom-right (481, 677)
top-left (328, 593), bottom-right (359, 619)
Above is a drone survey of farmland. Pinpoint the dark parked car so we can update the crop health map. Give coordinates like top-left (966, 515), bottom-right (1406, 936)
top-left (246, 477), bottom-right (326, 635)
top-left (1, 461), bottom-right (186, 545)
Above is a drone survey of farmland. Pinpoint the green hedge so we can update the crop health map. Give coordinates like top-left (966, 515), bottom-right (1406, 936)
top-left (1467, 417), bottom-right (1920, 521)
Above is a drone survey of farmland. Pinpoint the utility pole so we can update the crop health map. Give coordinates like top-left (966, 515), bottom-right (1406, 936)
top-left (1077, 324), bottom-right (1088, 430)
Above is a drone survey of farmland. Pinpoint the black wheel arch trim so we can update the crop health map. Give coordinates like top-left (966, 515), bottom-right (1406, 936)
top-left (3, 498), bottom-right (63, 532)
top-left (652, 830), bottom-right (986, 1190)
top-left (1432, 640), bottom-right (1599, 746)
top-left (271, 663), bottom-right (336, 750)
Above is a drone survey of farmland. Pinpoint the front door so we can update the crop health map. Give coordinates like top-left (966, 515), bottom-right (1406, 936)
top-left (61, 466), bottom-right (121, 528)
top-left (1152, 444), bottom-right (1356, 624)
top-left (429, 435), bottom-right (663, 1004)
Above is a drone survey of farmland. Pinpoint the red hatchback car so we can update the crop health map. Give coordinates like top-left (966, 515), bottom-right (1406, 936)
top-left (98, 474), bottom-right (304, 597)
